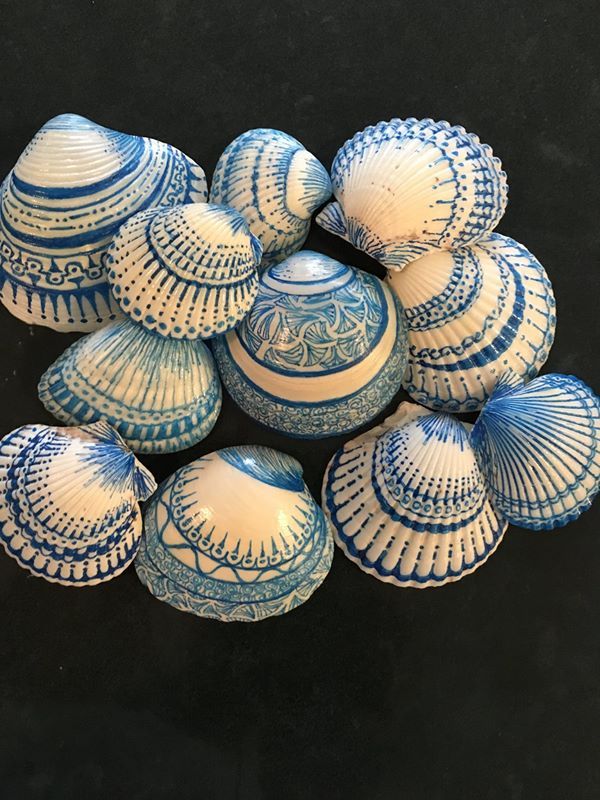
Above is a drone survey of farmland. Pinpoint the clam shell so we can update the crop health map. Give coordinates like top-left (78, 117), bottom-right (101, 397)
top-left (317, 118), bottom-right (508, 270)
top-left (0, 113), bottom-right (207, 332)
top-left (38, 318), bottom-right (222, 454)
top-left (135, 445), bottom-right (333, 621)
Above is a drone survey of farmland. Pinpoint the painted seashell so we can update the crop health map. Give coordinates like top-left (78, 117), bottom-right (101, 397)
top-left (317, 118), bottom-right (508, 271)
top-left (38, 318), bottom-right (221, 454)
top-left (210, 129), bottom-right (332, 267)
top-left (0, 420), bottom-right (156, 585)
top-left (322, 402), bottom-right (507, 588)
top-left (135, 445), bottom-right (333, 621)
top-left (106, 203), bottom-right (261, 339)
top-left (212, 250), bottom-right (408, 438)
top-left (471, 373), bottom-right (600, 530)
top-left (387, 233), bottom-right (556, 411)
top-left (0, 113), bottom-right (207, 332)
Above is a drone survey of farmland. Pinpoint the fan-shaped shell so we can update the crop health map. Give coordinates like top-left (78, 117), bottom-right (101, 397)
top-left (322, 402), bottom-right (507, 587)
top-left (210, 129), bottom-right (332, 267)
top-left (0, 113), bottom-right (207, 332)
top-left (38, 318), bottom-right (221, 454)
top-left (135, 445), bottom-right (333, 621)
top-left (0, 420), bottom-right (156, 585)
top-left (317, 118), bottom-right (508, 271)
top-left (387, 233), bottom-right (556, 411)
top-left (212, 250), bottom-right (408, 438)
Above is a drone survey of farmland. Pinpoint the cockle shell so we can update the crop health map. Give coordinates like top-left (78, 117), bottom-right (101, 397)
top-left (210, 128), bottom-right (332, 267)
top-left (38, 318), bottom-right (221, 454)
top-left (387, 233), bottom-right (556, 411)
top-left (0, 113), bottom-right (207, 332)
top-left (0, 420), bottom-right (156, 585)
top-left (212, 250), bottom-right (408, 438)
top-left (317, 118), bottom-right (508, 271)
top-left (135, 445), bottom-right (334, 621)
top-left (322, 402), bottom-right (507, 588)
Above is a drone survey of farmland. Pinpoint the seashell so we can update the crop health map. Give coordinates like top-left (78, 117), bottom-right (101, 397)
top-left (322, 402), bottom-right (507, 587)
top-left (106, 203), bottom-right (261, 339)
top-left (317, 118), bottom-right (508, 271)
top-left (471, 373), bottom-right (600, 530)
top-left (0, 420), bottom-right (156, 585)
top-left (0, 113), bottom-right (207, 332)
top-left (209, 128), bottom-right (331, 267)
top-left (387, 233), bottom-right (556, 411)
top-left (212, 250), bottom-right (408, 438)
top-left (135, 445), bottom-right (333, 621)
top-left (38, 318), bottom-right (221, 454)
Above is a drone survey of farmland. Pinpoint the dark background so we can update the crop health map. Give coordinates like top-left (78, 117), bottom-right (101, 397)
top-left (1, 1), bottom-right (599, 798)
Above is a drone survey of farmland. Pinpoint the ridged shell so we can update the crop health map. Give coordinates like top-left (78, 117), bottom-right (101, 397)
top-left (38, 318), bottom-right (222, 454)
top-left (210, 129), bottom-right (332, 267)
top-left (322, 402), bottom-right (507, 587)
top-left (0, 420), bottom-right (156, 585)
top-left (317, 118), bottom-right (508, 270)
top-left (471, 373), bottom-right (600, 530)
top-left (387, 233), bottom-right (556, 411)
top-left (0, 113), bottom-right (207, 332)
top-left (212, 250), bottom-right (408, 438)
top-left (135, 445), bottom-right (333, 621)
top-left (106, 203), bottom-right (261, 339)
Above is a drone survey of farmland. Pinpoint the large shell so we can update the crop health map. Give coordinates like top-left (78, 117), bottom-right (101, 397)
top-left (106, 203), bottom-right (261, 339)
top-left (212, 250), bottom-right (408, 438)
top-left (387, 233), bottom-right (556, 411)
top-left (471, 373), bottom-right (600, 530)
top-left (322, 402), bottom-right (507, 587)
top-left (209, 129), bottom-right (331, 267)
top-left (135, 445), bottom-right (333, 621)
top-left (38, 318), bottom-right (222, 454)
top-left (0, 113), bottom-right (207, 332)
top-left (0, 421), bottom-right (156, 585)
top-left (317, 118), bottom-right (508, 271)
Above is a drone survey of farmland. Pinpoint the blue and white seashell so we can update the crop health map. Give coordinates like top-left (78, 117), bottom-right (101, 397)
top-left (0, 113), bottom-right (207, 332)
top-left (212, 250), bottom-right (408, 438)
top-left (322, 402), bottom-right (507, 588)
top-left (0, 420), bottom-right (156, 585)
top-left (471, 373), bottom-right (600, 530)
top-left (106, 203), bottom-right (261, 339)
top-left (387, 233), bottom-right (556, 411)
top-left (209, 129), bottom-right (332, 267)
top-left (135, 445), bottom-right (334, 621)
top-left (38, 318), bottom-right (222, 454)
top-left (317, 118), bottom-right (508, 271)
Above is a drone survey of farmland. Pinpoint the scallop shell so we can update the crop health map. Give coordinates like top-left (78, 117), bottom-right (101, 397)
top-left (0, 420), bottom-right (156, 585)
top-left (209, 129), bottom-right (331, 267)
top-left (387, 233), bottom-right (556, 411)
top-left (212, 250), bottom-right (408, 438)
top-left (135, 445), bottom-right (333, 621)
top-left (322, 402), bottom-right (507, 587)
top-left (317, 118), bottom-right (508, 271)
top-left (471, 373), bottom-right (600, 530)
top-left (38, 318), bottom-right (222, 454)
top-left (106, 203), bottom-right (261, 339)
top-left (0, 113), bottom-right (207, 332)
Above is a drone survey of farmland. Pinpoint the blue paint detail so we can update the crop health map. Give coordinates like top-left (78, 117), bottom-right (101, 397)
top-left (219, 446), bottom-right (304, 492)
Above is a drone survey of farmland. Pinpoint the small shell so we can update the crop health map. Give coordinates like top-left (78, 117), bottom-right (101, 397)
top-left (387, 233), bottom-right (556, 411)
top-left (471, 373), bottom-right (600, 530)
top-left (38, 318), bottom-right (222, 454)
top-left (212, 250), bottom-right (408, 438)
top-left (135, 445), bottom-right (333, 621)
top-left (106, 203), bottom-right (261, 339)
top-left (0, 420), bottom-right (156, 585)
top-left (210, 129), bottom-right (331, 267)
top-left (0, 113), bottom-right (207, 332)
top-left (322, 402), bottom-right (507, 587)
top-left (317, 118), bottom-right (508, 270)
